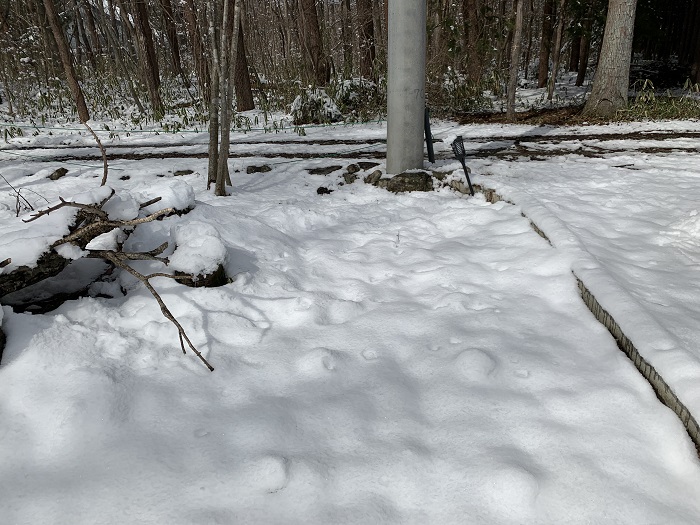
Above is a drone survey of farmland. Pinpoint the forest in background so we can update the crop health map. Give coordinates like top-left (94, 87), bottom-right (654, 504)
top-left (0, 0), bottom-right (700, 126)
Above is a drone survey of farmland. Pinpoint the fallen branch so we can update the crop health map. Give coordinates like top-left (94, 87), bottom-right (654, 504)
top-left (99, 250), bottom-right (214, 372)
top-left (0, 258), bottom-right (10, 269)
top-left (24, 189), bottom-right (115, 224)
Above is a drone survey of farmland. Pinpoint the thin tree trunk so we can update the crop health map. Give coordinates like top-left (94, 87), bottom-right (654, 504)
top-left (463, 0), bottom-right (483, 84)
top-left (547, 0), bottom-right (567, 101)
top-left (131, 0), bottom-right (164, 119)
top-left (357, 0), bottom-right (376, 79)
top-left (42, 0), bottom-right (90, 123)
top-left (216, 0), bottom-right (241, 196)
top-left (507, 0), bottom-right (525, 121)
top-left (537, 0), bottom-right (554, 88)
top-left (576, 18), bottom-right (592, 87)
top-left (207, 0), bottom-right (221, 189)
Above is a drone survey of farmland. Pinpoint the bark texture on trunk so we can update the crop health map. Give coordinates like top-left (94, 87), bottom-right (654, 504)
top-left (537, 0), bottom-right (554, 88)
top-left (43, 0), bottom-right (90, 123)
top-left (298, 0), bottom-right (329, 86)
top-left (357, 0), bottom-right (376, 79)
top-left (583, 0), bottom-right (638, 117)
top-left (506, 0), bottom-right (524, 121)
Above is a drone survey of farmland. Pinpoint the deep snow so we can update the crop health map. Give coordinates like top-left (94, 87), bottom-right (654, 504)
top-left (1, 120), bottom-right (700, 523)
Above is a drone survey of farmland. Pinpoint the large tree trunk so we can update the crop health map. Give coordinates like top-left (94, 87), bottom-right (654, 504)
top-left (537, 0), bottom-right (554, 88)
top-left (506, 0), bottom-right (524, 122)
top-left (298, 0), bottom-right (329, 86)
top-left (42, 0), bottom-right (90, 123)
top-left (582, 0), bottom-right (638, 117)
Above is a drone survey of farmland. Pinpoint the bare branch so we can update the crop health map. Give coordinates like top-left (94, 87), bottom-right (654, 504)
top-left (139, 196), bottom-right (162, 209)
top-left (24, 190), bottom-right (114, 223)
top-left (83, 122), bottom-right (109, 186)
top-left (100, 251), bottom-right (214, 372)
top-left (87, 242), bottom-right (169, 263)
top-left (121, 208), bottom-right (176, 227)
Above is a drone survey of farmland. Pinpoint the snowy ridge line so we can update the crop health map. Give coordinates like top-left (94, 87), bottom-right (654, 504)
top-left (478, 185), bottom-right (700, 452)
top-left (576, 278), bottom-right (700, 451)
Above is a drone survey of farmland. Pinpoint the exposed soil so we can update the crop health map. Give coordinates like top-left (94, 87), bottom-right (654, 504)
top-left (457, 105), bottom-right (590, 126)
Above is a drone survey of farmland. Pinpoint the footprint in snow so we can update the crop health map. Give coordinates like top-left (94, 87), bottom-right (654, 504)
top-left (296, 347), bottom-right (343, 377)
top-left (453, 348), bottom-right (498, 381)
top-left (240, 455), bottom-right (290, 494)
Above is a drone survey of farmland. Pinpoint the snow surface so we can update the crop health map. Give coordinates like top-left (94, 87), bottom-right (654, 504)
top-left (1, 121), bottom-right (700, 523)
top-left (452, 125), bottom-right (700, 421)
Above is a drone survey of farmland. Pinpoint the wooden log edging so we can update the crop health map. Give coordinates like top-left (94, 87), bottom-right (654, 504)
top-left (476, 185), bottom-right (700, 451)
top-left (577, 278), bottom-right (700, 451)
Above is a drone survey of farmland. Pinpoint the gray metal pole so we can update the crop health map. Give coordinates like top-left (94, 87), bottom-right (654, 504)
top-left (386, 0), bottom-right (426, 174)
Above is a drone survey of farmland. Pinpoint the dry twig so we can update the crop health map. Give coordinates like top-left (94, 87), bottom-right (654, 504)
top-left (84, 122), bottom-right (109, 186)
top-left (98, 250), bottom-right (214, 372)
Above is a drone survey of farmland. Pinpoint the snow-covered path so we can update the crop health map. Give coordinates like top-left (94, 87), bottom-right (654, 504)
top-left (2, 151), bottom-right (700, 522)
top-left (464, 128), bottom-right (700, 421)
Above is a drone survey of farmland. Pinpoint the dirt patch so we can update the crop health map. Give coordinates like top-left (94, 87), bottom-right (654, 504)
top-left (457, 105), bottom-right (589, 126)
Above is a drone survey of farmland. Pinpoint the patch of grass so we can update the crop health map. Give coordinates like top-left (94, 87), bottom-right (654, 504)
top-left (619, 79), bottom-right (700, 121)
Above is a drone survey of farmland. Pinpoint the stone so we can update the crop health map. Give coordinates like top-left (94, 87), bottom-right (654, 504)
top-left (346, 163), bottom-right (361, 174)
top-left (364, 170), bottom-right (383, 185)
top-left (343, 173), bottom-right (358, 184)
top-left (317, 186), bottom-right (334, 195)
top-left (358, 162), bottom-right (380, 171)
top-left (48, 167), bottom-right (68, 180)
top-left (376, 179), bottom-right (390, 189)
top-left (176, 264), bottom-right (229, 288)
top-left (386, 171), bottom-right (434, 193)
top-left (174, 169), bottom-right (194, 176)
top-left (308, 165), bottom-right (342, 176)
top-left (246, 165), bottom-right (272, 174)
top-left (432, 170), bottom-right (453, 181)
top-left (449, 180), bottom-right (470, 194)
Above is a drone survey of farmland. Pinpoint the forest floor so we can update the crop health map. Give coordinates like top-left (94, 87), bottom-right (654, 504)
top-left (1, 117), bottom-right (700, 523)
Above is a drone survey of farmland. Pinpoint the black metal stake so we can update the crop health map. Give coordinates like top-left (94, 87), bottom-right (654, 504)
top-left (450, 135), bottom-right (475, 196)
top-left (424, 107), bottom-right (435, 164)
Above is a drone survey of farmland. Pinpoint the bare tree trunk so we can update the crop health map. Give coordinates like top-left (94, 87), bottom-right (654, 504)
top-left (576, 18), bottom-right (592, 87)
top-left (583, 0), bottom-right (638, 117)
top-left (341, 0), bottom-right (353, 76)
top-left (131, 0), bottom-right (164, 119)
top-left (216, 0), bottom-right (242, 196)
top-left (207, 0), bottom-right (220, 189)
top-left (298, 0), bottom-right (329, 86)
top-left (42, 0), bottom-right (90, 123)
top-left (235, 17), bottom-right (254, 111)
top-left (547, 0), bottom-right (567, 101)
top-left (357, 0), bottom-right (376, 79)
top-left (537, 0), bottom-right (554, 88)
top-left (184, 0), bottom-right (209, 105)
top-left (507, 0), bottom-right (525, 121)
top-left (159, 0), bottom-right (188, 86)
top-left (463, 0), bottom-right (483, 84)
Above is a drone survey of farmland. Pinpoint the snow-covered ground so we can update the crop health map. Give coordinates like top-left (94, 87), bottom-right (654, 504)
top-left (2, 120), bottom-right (700, 523)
